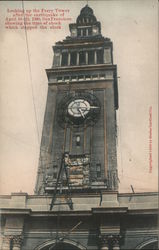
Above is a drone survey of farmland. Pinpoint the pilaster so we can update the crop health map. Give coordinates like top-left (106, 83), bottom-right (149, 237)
top-left (2, 235), bottom-right (13, 250)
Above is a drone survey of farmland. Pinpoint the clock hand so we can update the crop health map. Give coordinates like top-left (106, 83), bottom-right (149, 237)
top-left (90, 106), bottom-right (99, 109)
top-left (78, 108), bottom-right (85, 118)
top-left (79, 106), bottom-right (99, 111)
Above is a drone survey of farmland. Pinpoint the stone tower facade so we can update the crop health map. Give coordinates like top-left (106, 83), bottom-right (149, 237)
top-left (0, 5), bottom-right (158, 250)
top-left (35, 5), bottom-right (118, 195)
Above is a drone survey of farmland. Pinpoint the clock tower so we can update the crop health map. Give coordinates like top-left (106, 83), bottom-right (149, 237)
top-left (35, 5), bottom-right (118, 195)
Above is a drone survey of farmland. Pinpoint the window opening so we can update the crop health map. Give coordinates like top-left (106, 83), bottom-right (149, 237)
top-left (53, 165), bottom-right (58, 172)
top-left (97, 49), bottom-right (104, 64)
top-left (79, 51), bottom-right (86, 65)
top-left (100, 74), bottom-right (105, 79)
top-left (64, 76), bottom-right (70, 83)
top-left (71, 76), bottom-right (77, 82)
top-left (83, 28), bottom-right (86, 36)
top-left (61, 52), bottom-right (68, 66)
top-left (70, 52), bottom-right (77, 66)
top-left (76, 135), bottom-right (81, 146)
top-left (88, 51), bottom-right (95, 64)
top-left (53, 173), bottom-right (57, 179)
top-left (96, 163), bottom-right (101, 178)
top-left (92, 74), bottom-right (98, 80)
top-left (88, 27), bottom-right (92, 36)
top-left (77, 29), bottom-right (81, 37)
top-left (78, 75), bottom-right (84, 81)
top-left (85, 75), bottom-right (91, 80)
top-left (57, 77), bottom-right (63, 82)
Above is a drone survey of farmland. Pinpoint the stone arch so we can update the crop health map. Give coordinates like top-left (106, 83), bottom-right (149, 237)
top-left (135, 238), bottom-right (158, 249)
top-left (34, 238), bottom-right (87, 250)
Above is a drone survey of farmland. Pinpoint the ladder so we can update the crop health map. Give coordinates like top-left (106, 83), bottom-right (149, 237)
top-left (50, 153), bottom-right (73, 211)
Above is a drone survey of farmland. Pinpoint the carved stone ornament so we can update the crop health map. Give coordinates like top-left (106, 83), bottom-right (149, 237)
top-left (3, 235), bottom-right (23, 249)
top-left (111, 235), bottom-right (122, 246)
top-left (12, 235), bottom-right (23, 247)
top-left (2, 235), bottom-right (12, 250)
top-left (99, 234), bottom-right (122, 248)
top-left (98, 234), bottom-right (109, 246)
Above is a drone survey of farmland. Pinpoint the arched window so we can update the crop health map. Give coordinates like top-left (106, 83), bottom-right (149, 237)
top-left (34, 239), bottom-right (87, 250)
top-left (51, 243), bottom-right (80, 250)
top-left (136, 239), bottom-right (158, 249)
top-left (140, 242), bottom-right (158, 249)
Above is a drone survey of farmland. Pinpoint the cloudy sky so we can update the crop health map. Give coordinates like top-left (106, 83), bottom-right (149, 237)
top-left (0, 0), bottom-right (158, 194)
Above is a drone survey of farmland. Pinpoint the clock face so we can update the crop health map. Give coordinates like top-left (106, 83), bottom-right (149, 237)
top-left (68, 99), bottom-right (90, 118)
top-left (57, 93), bottom-right (101, 128)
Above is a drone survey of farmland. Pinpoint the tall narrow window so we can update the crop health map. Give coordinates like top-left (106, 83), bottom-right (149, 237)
top-left (53, 166), bottom-right (58, 179)
top-left (57, 76), bottom-right (63, 83)
top-left (88, 51), bottom-right (95, 64)
top-left (88, 27), bottom-right (92, 36)
top-left (61, 52), bottom-right (68, 66)
top-left (79, 51), bottom-right (86, 65)
top-left (70, 52), bottom-right (77, 66)
top-left (53, 173), bottom-right (57, 179)
top-left (97, 49), bottom-right (104, 64)
top-left (53, 52), bottom-right (61, 67)
top-left (76, 135), bottom-right (80, 146)
top-left (64, 76), bottom-right (70, 82)
top-left (96, 163), bottom-right (101, 178)
top-left (53, 165), bottom-right (58, 173)
top-left (77, 29), bottom-right (81, 37)
top-left (78, 75), bottom-right (84, 81)
top-left (83, 28), bottom-right (86, 36)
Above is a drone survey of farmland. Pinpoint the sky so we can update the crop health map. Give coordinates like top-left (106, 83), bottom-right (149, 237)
top-left (0, 0), bottom-right (158, 195)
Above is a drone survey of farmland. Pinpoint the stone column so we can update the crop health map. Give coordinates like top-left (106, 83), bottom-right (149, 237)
top-left (68, 52), bottom-right (71, 66)
top-left (77, 52), bottom-right (79, 65)
top-left (13, 236), bottom-right (23, 250)
top-left (59, 53), bottom-right (62, 66)
top-left (85, 51), bottom-right (88, 64)
top-left (2, 235), bottom-right (13, 250)
top-left (94, 50), bottom-right (97, 64)
top-left (112, 235), bottom-right (121, 250)
top-left (99, 235), bottom-right (109, 250)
